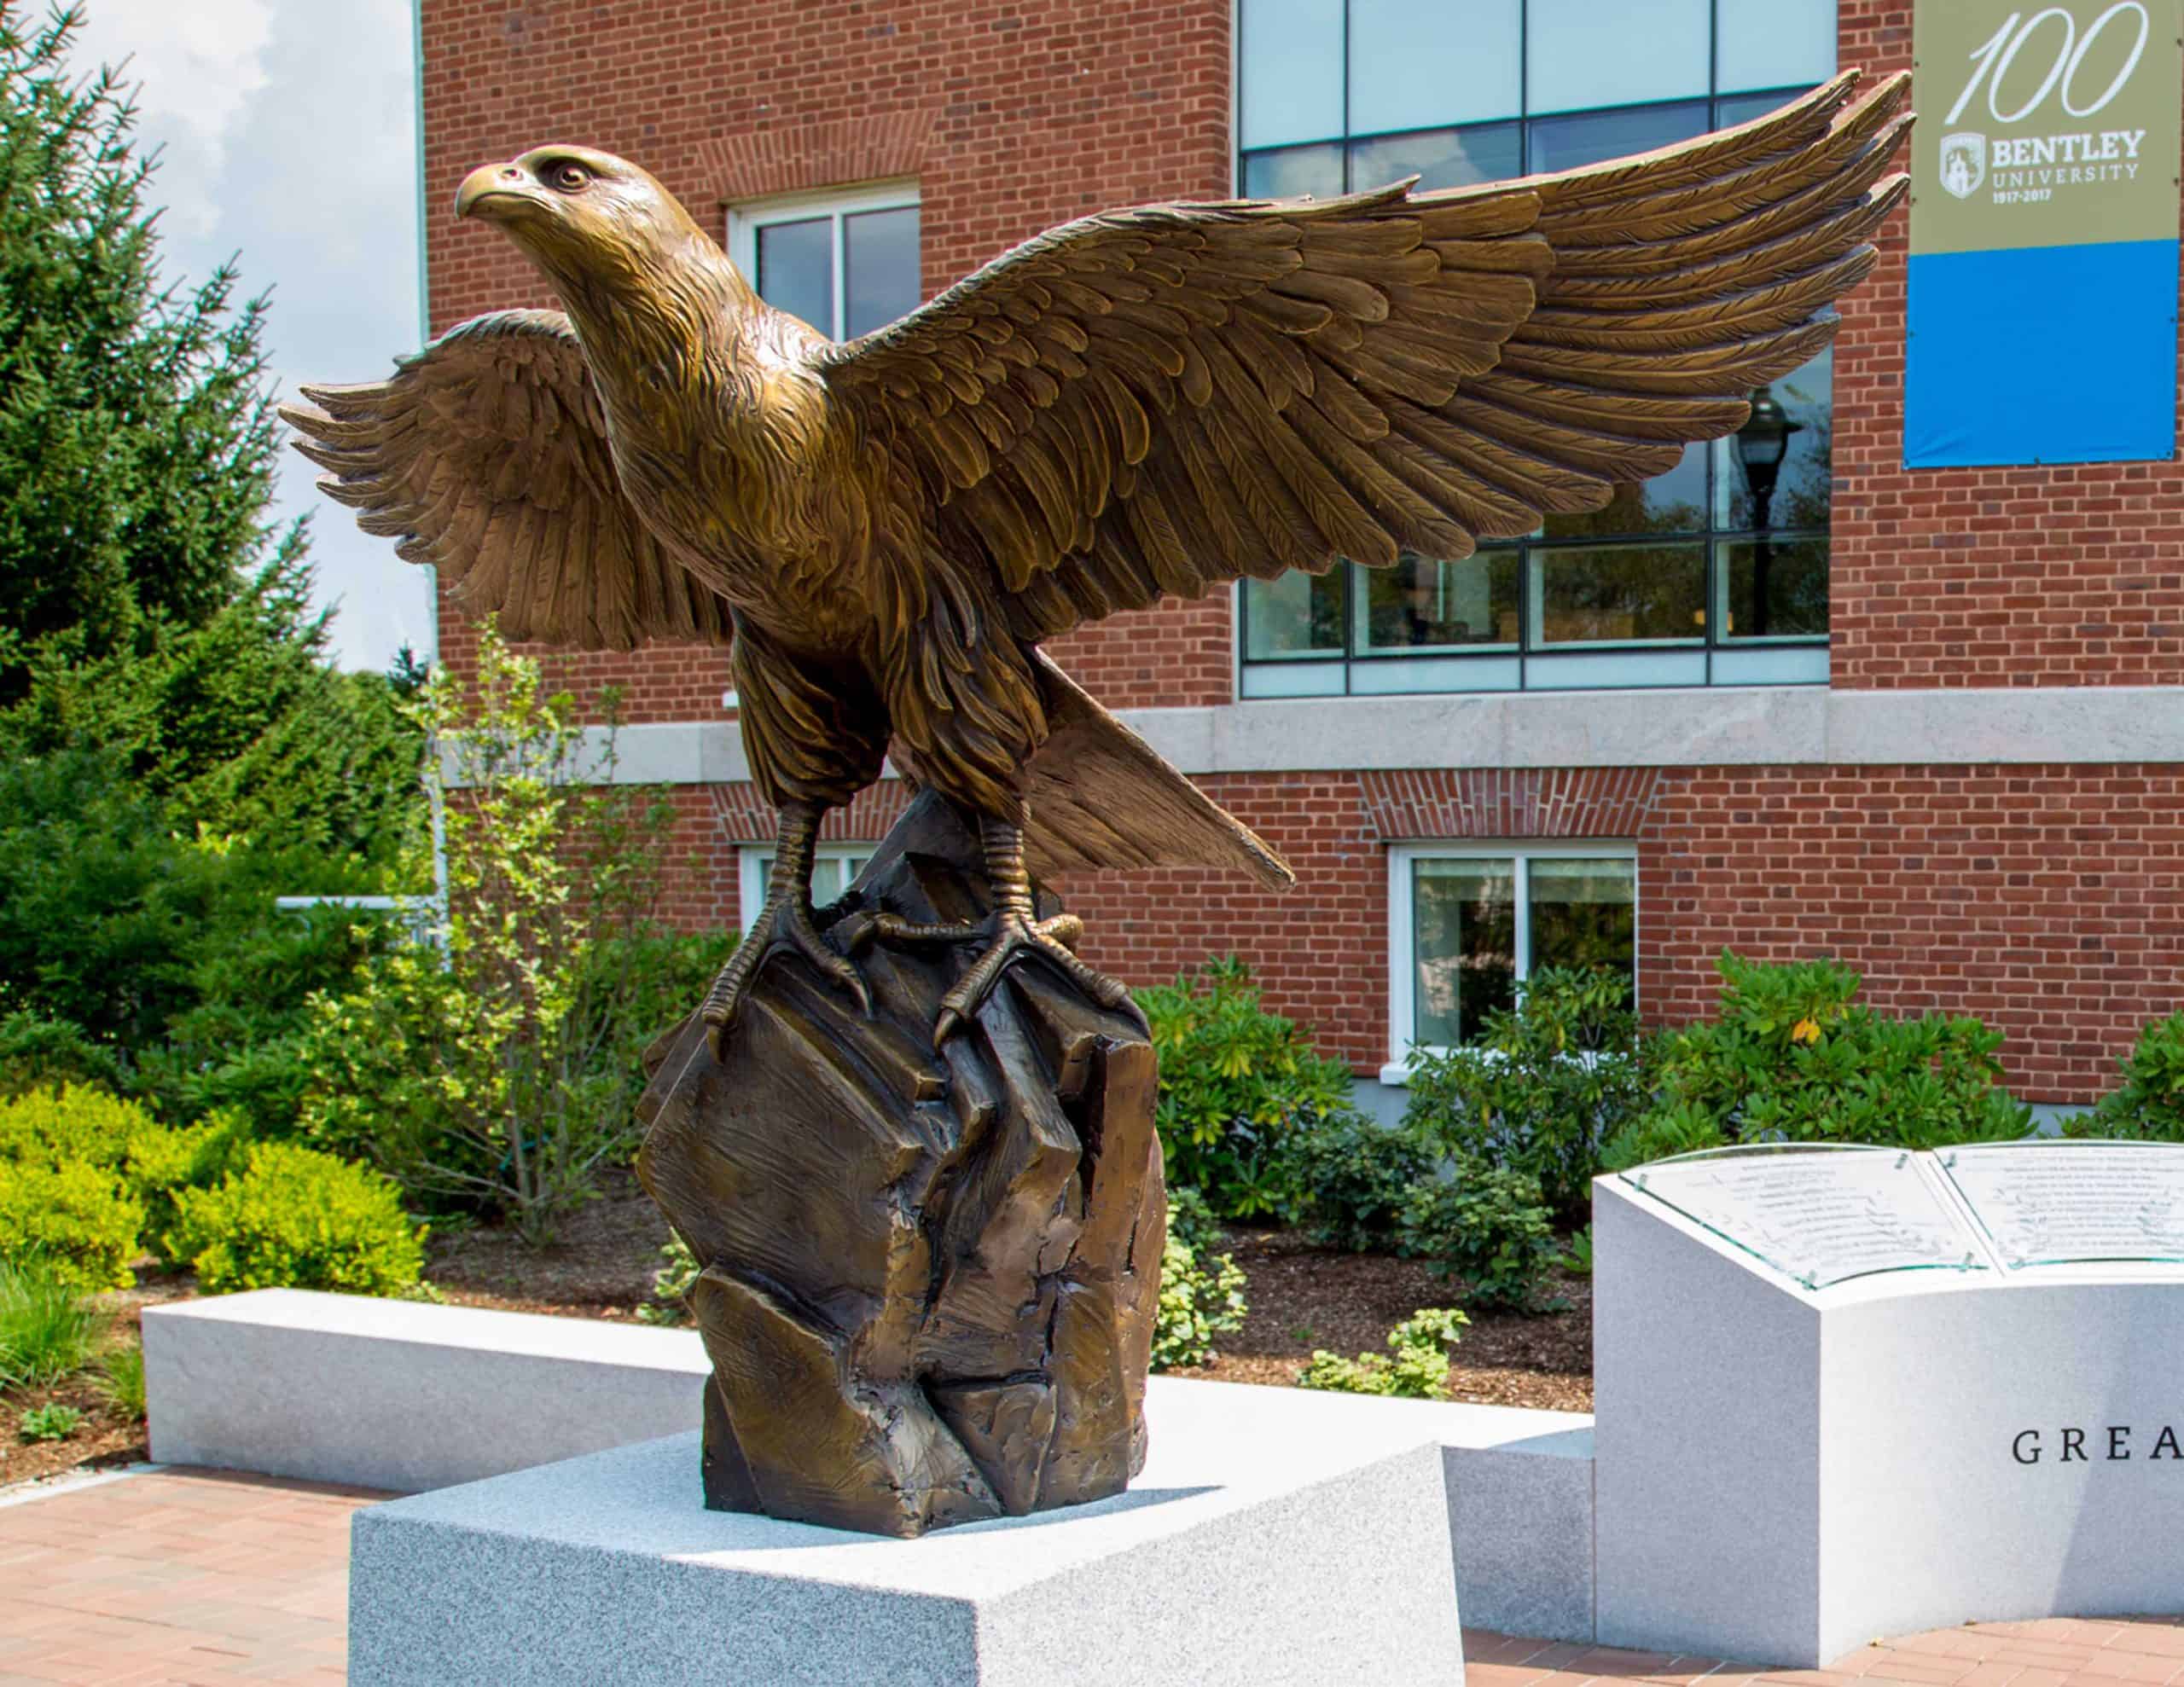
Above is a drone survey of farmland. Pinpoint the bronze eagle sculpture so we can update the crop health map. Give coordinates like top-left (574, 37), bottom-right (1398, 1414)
top-left (285, 72), bottom-right (1909, 1055)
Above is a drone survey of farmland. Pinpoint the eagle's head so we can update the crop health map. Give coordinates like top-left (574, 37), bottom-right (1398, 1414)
top-left (456, 146), bottom-right (713, 306)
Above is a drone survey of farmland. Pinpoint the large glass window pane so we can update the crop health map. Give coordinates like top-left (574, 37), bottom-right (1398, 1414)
top-left (1350, 0), bottom-right (1519, 136)
top-left (756, 217), bottom-right (833, 337)
top-left (1525, 0), bottom-right (1709, 115)
top-left (1356, 551), bottom-right (1519, 651)
top-left (1414, 858), bottom-right (1516, 1046)
top-left (1714, 351), bottom-right (1833, 530)
top-left (1243, 571), bottom-right (1345, 658)
top-left (1716, 88), bottom-right (1810, 128)
top-left (1544, 443), bottom-right (1706, 541)
top-left (1239, 0), bottom-right (1345, 149)
top-left (1526, 101), bottom-right (1711, 174)
top-left (844, 206), bottom-right (919, 339)
top-left (1532, 542), bottom-right (1707, 645)
top-left (1528, 859), bottom-right (1636, 994)
top-left (1241, 142), bottom-right (1346, 200)
top-left (1350, 123), bottom-right (1522, 193)
top-left (1716, 0), bottom-right (1836, 95)
top-left (1718, 536), bottom-right (1828, 640)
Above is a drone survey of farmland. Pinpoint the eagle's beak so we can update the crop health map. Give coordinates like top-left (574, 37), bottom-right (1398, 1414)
top-left (456, 163), bottom-right (537, 222)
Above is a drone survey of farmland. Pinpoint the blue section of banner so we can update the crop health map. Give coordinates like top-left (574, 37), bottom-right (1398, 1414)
top-left (1905, 239), bottom-right (2179, 468)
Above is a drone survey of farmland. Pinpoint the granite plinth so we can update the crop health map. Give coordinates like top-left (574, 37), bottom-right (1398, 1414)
top-left (142, 1289), bottom-right (709, 1492)
top-left (348, 1377), bottom-right (1467, 1687)
top-left (1595, 1168), bottom-right (2184, 1667)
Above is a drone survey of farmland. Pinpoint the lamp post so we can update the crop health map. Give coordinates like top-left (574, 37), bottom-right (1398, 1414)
top-left (1731, 386), bottom-right (1804, 637)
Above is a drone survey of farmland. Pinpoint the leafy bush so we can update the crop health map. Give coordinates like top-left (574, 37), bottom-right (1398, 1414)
top-left (1289, 1112), bottom-right (1437, 1253)
top-left (636, 1233), bottom-right (700, 1326)
top-left (165, 1142), bottom-right (424, 1296)
top-left (1149, 1231), bottom-right (1248, 1371)
top-left (98, 1341), bottom-right (145, 1420)
top-left (1402, 966), bottom-right (1647, 1226)
top-left (17, 1402), bottom-right (81, 1442)
top-left (0, 1259), bottom-right (102, 1389)
top-left (0, 1162), bottom-right (144, 1291)
top-left (1398, 1159), bottom-right (1560, 1313)
top-left (1601, 952), bottom-right (2031, 1168)
top-left (2068, 1012), bottom-right (2184, 1140)
top-left (299, 627), bottom-right (729, 1243)
top-left (1298, 1307), bottom-right (1469, 1400)
top-left (1139, 958), bottom-right (1356, 1220)
top-left (1560, 1224), bottom-right (1594, 1278)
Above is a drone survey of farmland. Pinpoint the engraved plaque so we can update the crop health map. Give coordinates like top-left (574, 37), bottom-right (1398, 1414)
top-left (1618, 1146), bottom-right (1985, 1291)
top-left (1939, 1141), bottom-right (2184, 1269)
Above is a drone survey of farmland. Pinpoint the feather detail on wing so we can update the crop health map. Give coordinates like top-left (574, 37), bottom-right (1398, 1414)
top-left (814, 72), bottom-right (1909, 641)
top-left (1021, 654), bottom-right (1292, 890)
top-left (278, 310), bottom-right (729, 650)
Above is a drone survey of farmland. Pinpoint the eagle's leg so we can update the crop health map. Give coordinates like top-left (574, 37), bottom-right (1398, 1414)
top-left (700, 797), bottom-right (871, 1059)
top-left (845, 813), bottom-right (1139, 1049)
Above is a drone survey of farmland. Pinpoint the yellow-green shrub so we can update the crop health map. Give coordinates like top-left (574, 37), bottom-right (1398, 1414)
top-left (0, 1160), bottom-right (144, 1291)
top-left (165, 1142), bottom-right (424, 1296)
top-left (0, 1084), bottom-right (149, 1171)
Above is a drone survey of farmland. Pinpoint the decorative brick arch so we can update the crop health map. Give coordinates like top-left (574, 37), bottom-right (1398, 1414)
top-left (710, 780), bottom-right (914, 845)
top-left (695, 111), bottom-right (939, 205)
top-left (1358, 768), bottom-right (1663, 840)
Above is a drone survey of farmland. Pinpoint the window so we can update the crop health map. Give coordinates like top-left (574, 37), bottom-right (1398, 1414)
top-left (739, 844), bottom-right (874, 919)
top-left (1235, 0), bottom-right (1838, 699)
top-left (1385, 844), bottom-right (1636, 1073)
top-left (727, 183), bottom-right (921, 341)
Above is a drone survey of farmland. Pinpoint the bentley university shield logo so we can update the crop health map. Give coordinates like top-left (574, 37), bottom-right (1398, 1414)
top-left (1940, 131), bottom-right (1985, 199)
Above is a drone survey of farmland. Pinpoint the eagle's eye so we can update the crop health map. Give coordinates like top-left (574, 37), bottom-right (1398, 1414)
top-left (547, 161), bottom-right (592, 194)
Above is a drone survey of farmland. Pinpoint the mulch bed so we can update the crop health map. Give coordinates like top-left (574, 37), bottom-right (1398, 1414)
top-left (0, 1301), bottom-right (152, 1492)
top-left (431, 1168), bottom-right (1596, 1412)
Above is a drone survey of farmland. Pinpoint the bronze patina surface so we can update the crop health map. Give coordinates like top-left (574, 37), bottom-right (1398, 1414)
top-left (288, 72), bottom-right (1909, 1535)
top-left (635, 794), bottom-right (1162, 1536)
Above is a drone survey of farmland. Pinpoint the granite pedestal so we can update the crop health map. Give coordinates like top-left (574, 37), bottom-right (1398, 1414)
top-left (1594, 1151), bottom-right (2184, 1667)
top-left (349, 1377), bottom-right (1467, 1686)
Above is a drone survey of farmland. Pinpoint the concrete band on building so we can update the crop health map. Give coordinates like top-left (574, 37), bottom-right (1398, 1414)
top-left (421, 0), bottom-right (2183, 1107)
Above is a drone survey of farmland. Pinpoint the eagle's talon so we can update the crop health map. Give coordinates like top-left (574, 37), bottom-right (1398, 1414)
top-left (700, 882), bottom-right (874, 1056)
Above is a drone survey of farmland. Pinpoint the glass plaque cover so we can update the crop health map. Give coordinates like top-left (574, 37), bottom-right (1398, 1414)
top-left (1618, 1145), bottom-right (1985, 1292)
top-left (1939, 1141), bottom-right (2184, 1269)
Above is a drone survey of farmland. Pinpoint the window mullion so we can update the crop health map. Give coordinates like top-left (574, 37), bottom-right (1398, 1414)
top-left (1513, 854), bottom-right (1531, 983)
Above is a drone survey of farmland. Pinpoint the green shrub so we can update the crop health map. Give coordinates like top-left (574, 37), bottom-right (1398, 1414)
top-left (1139, 958), bottom-right (1356, 1220)
top-left (1149, 1231), bottom-right (1248, 1371)
top-left (1601, 952), bottom-right (2031, 1168)
top-left (165, 1142), bottom-right (424, 1296)
top-left (299, 628), bottom-right (728, 1243)
top-left (1298, 1307), bottom-right (1468, 1400)
top-left (0, 1083), bottom-right (147, 1169)
top-left (98, 1341), bottom-right (145, 1421)
top-left (0, 1162), bottom-right (144, 1291)
top-left (1289, 1112), bottom-right (1436, 1253)
top-left (1402, 966), bottom-right (1647, 1226)
top-left (0, 1259), bottom-right (103, 1389)
top-left (2069, 1012), bottom-right (2184, 1140)
top-left (17, 1402), bottom-right (82, 1442)
top-left (636, 1233), bottom-right (700, 1326)
top-left (1560, 1224), bottom-right (1594, 1278)
top-left (1398, 1159), bottom-right (1560, 1313)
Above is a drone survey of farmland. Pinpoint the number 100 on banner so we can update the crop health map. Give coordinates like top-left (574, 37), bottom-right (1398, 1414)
top-left (1908, 1), bottom-right (2182, 467)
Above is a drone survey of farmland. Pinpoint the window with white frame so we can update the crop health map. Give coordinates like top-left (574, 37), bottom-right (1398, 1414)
top-left (727, 183), bottom-right (921, 341)
top-left (739, 844), bottom-right (874, 918)
top-left (1385, 843), bottom-right (1637, 1072)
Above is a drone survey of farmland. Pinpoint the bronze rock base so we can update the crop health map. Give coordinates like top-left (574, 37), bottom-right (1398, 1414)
top-left (636, 791), bottom-right (1166, 1538)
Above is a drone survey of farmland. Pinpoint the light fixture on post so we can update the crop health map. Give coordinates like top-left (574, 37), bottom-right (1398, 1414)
top-left (1731, 386), bottom-right (1804, 637)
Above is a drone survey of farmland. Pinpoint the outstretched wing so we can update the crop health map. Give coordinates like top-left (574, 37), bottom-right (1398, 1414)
top-left (816, 72), bottom-right (1909, 641)
top-left (279, 310), bottom-right (730, 650)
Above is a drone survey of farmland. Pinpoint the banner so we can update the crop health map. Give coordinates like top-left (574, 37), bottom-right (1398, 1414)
top-left (1907, 1), bottom-right (2182, 467)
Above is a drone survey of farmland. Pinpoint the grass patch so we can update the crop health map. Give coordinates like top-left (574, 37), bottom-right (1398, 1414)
top-left (97, 1342), bottom-right (145, 1422)
top-left (0, 1259), bottom-right (103, 1393)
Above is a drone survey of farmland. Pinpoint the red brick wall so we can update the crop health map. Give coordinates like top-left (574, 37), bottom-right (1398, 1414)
top-left (421, 0), bottom-right (1235, 716)
top-left (1829, 1), bottom-right (2184, 691)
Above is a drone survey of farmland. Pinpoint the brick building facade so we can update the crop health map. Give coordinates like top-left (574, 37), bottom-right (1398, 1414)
top-left (417, 0), bottom-right (2184, 1106)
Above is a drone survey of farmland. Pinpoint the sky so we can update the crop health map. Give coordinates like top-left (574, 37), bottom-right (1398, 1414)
top-left (66, 0), bottom-right (430, 673)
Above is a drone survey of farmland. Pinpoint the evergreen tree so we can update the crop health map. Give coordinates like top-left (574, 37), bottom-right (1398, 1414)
top-left (0, 5), bottom-right (283, 683)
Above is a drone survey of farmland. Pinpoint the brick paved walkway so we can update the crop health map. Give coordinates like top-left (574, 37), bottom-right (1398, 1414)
top-left (3, 1466), bottom-right (2184, 1685)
